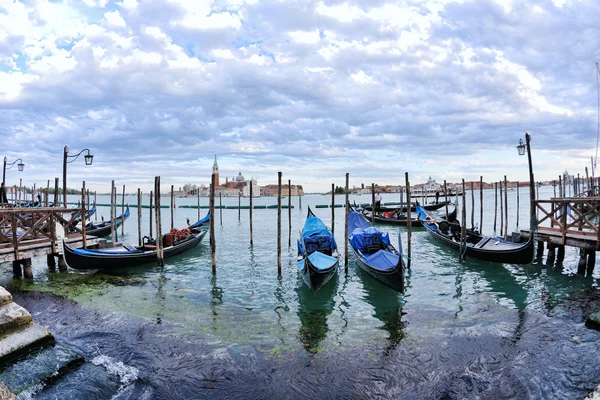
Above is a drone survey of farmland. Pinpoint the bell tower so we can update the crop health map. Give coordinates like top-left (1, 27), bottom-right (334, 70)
top-left (212, 155), bottom-right (219, 186)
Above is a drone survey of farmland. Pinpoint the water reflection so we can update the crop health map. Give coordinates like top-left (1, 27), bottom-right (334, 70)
top-left (295, 274), bottom-right (338, 353)
top-left (356, 268), bottom-right (406, 345)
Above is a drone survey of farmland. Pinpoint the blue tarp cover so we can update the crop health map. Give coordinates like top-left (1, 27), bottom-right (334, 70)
top-left (364, 250), bottom-right (399, 271)
top-left (349, 226), bottom-right (390, 253)
top-left (300, 215), bottom-right (337, 254)
top-left (189, 212), bottom-right (210, 229)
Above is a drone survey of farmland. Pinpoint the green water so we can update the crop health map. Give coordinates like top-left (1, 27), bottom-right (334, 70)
top-left (2, 188), bottom-right (600, 399)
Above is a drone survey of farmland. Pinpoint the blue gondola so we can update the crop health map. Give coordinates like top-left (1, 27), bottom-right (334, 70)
top-left (347, 207), bottom-right (405, 292)
top-left (297, 207), bottom-right (339, 293)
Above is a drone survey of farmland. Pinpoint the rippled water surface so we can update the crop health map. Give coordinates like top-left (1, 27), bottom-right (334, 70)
top-left (2, 188), bottom-right (600, 399)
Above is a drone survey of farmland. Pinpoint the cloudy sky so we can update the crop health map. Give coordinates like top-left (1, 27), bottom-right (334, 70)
top-left (1, 0), bottom-right (600, 193)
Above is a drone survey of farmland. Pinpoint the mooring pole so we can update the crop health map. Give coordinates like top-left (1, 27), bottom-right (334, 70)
top-left (171, 184), bottom-right (174, 231)
top-left (504, 175), bottom-right (508, 239)
top-left (288, 179), bottom-right (292, 247)
top-left (110, 182), bottom-right (116, 246)
top-left (137, 188), bottom-right (142, 247)
top-left (479, 176), bottom-right (483, 233)
top-left (444, 180), bottom-right (448, 220)
top-left (54, 178), bottom-right (59, 207)
top-left (344, 173), bottom-right (349, 270)
top-left (219, 193), bottom-right (223, 226)
top-left (249, 180), bottom-right (253, 246)
top-left (277, 172), bottom-right (282, 275)
top-left (81, 186), bottom-right (87, 249)
top-left (197, 187), bottom-right (200, 220)
top-left (331, 183), bottom-right (335, 235)
top-left (299, 189), bottom-right (302, 210)
top-left (405, 172), bottom-right (411, 269)
top-left (371, 183), bottom-right (375, 225)
top-left (155, 176), bottom-right (164, 267)
top-left (460, 179), bottom-right (467, 261)
top-left (149, 190), bottom-right (153, 239)
top-left (238, 190), bottom-right (241, 221)
top-left (500, 180), bottom-right (504, 238)
top-left (210, 174), bottom-right (216, 272)
top-left (46, 180), bottom-right (50, 207)
top-left (121, 185), bottom-right (126, 236)
top-left (516, 181), bottom-right (520, 229)
top-left (494, 182), bottom-right (498, 234)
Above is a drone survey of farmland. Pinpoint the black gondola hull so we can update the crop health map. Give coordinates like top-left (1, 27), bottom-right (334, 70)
top-left (63, 230), bottom-right (208, 270)
top-left (300, 255), bottom-right (338, 293)
top-left (350, 246), bottom-right (405, 292)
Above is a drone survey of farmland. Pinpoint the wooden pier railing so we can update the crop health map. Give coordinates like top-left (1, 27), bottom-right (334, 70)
top-left (533, 197), bottom-right (600, 250)
top-left (0, 207), bottom-right (88, 263)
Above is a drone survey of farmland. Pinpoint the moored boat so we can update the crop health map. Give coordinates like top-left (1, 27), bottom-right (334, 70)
top-left (84, 206), bottom-right (130, 237)
top-left (347, 207), bottom-right (405, 292)
top-left (416, 205), bottom-right (533, 264)
top-left (297, 207), bottom-right (339, 293)
top-left (63, 216), bottom-right (209, 270)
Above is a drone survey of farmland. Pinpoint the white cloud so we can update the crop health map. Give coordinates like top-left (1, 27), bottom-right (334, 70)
top-left (104, 11), bottom-right (127, 28)
top-left (289, 30), bottom-right (321, 44)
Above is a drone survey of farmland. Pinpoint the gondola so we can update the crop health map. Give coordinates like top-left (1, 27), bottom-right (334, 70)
top-left (297, 207), bottom-right (339, 293)
top-left (84, 206), bottom-right (130, 237)
top-left (361, 206), bottom-right (457, 227)
top-left (416, 205), bottom-right (534, 264)
top-left (62, 219), bottom-right (209, 270)
top-left (362, 200), bottom-right (451, 213)
top-left (347, 207), bottom-right (405, 292)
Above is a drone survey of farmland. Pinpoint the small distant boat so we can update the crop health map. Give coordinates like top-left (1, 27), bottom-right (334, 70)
top-left (84, 206), bottom-right (130, 237)
top-left (297, 207), bottom-right (339, 293)
top-left (347, 207), bottom-right (405, 292)
top-left (416, 205), bottom-right (534, 264)
top-left (63, 214), bottom-right (210, 270)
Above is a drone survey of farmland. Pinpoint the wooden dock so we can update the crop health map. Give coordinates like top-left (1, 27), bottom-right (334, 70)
top-left (0, 207), bottom-right (99, 270)
top-left (519, 197), bottom-right (600, 273)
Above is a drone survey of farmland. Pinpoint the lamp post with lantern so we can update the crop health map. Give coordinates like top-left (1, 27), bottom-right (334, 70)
top-left (62, 146), bottom-right (94, 208)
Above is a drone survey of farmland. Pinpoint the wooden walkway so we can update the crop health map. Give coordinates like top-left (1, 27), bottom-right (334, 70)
top-left (520, 197), bottom-right (600, 252)
top-left (0, 207), bottom-right (99, 263)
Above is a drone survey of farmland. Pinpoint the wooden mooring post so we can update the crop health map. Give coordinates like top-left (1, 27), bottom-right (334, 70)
top-left (238, 191), bottom-right (241, 221)
top-left (137, 188), bottom-right (142, 247)
top-left (344, 173), bottom-right (349, 270)
top-left (122, 185), bottom-right (125, 236)
top-left (444, 180), bottom-right (448, 220)
top-left (405, 172), bottom-right (411, 269)
top-left (197, 188), bottom-right (200, 220)
top-left (210, 174), bottom-right (216, 272)
top-left (460, 179), bottom-right (466, 261)
top-left (371, 183), bottom-right (375, 225)
top-left (249, 180), bottom-right (253, 246)
top-left (81, 186), bottom-right (87, 249)
top-left (219, 193), bottom-right (223, 226)
top-left (494, 182), bottom-right (498, 234)
top-left (504, 175), bottom-right (508, 240)
top-left (149, 190), bottom-right (153, 239)
top-left (288, 179), bottom-right (292, 247)
top-left (171, 184), bottom-right (174, 231)
top-left (155, 176), bottom-right (164, 266)
top-left (277, 172), bottom-right (282, 275)
top-left (500, 180), bottom-right (504, 238)
top-left (110, 181), bottom-right (116, 246)
top-left (516, 181), bottom-right (520, 228)
top-left (331, 183), bottom-right (335, 235)
top-left (479, 176), bottom-right (483, 232)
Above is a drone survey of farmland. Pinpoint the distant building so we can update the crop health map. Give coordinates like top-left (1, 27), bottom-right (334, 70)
top-left (200, 156), bottom-right (260, 197)
top-left (260, 184), bottom-right (304, 197)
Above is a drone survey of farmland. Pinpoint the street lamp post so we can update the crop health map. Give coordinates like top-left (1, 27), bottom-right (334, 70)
top-left (3, 156), bottom-right (25, 184)
top-left (63, 146), bottom-right (94, 208)
top-left (517, 132), bottom-right (535, 230)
